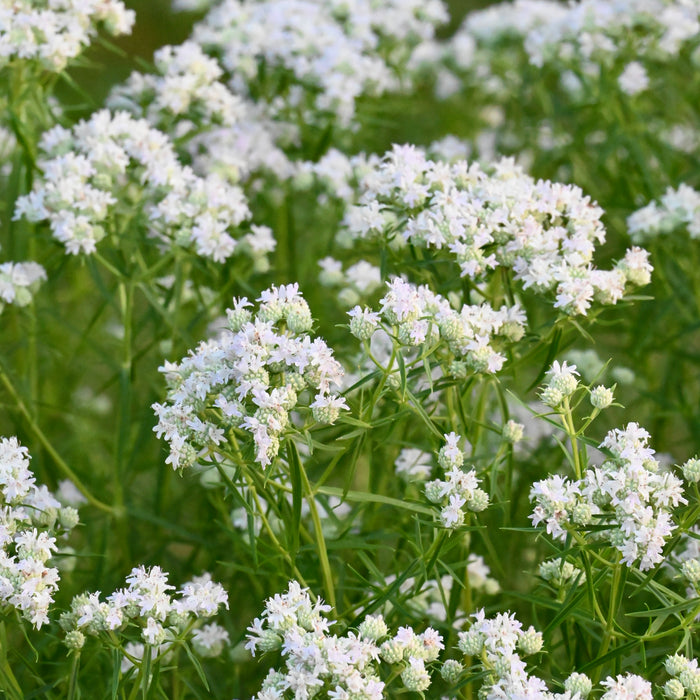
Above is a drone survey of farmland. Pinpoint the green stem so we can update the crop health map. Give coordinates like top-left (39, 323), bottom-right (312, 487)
top-left (297, 452), bottom-right (336, 608)
top-left (236, 464), bottom-right (311, 590)
top-left (561, 396), bottom-right (583, 480)
top-left (593, 560), bottom-right (622, 684)
top-left (67, 653), bottom-right (80, 700)
top-left (461, 539), bottom-right (474, 700)
top-left (0, 363), bottom-right (117, 514)
top-left (114, 281), bottom-right (134, 512)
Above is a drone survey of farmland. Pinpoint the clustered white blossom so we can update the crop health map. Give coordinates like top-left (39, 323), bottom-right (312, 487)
top-left (663, 654), bottom-right (700, 699)
top-left (600, 674), bottom-right (653, 700)
top-left (190, 0), bottom-right (448, 129)
top-left (539, 557), bottom-right (586, 589)
top-left (245, 580), bottom-right (444, 698)
top-left (349, 278), bottom-right (525, 378)
top-left (628, 184), bottom-right (700, 242)
top-left (425, 432), bottom-right (489, 529)
top-left (530, 422), bottom-right (687, 570)
top-left (187, 107), bottom-right (297, 185)
top-left (13, 110), bottom-right (274, 264)
top-left (0, 437), bottom-right (79, 628)
top-left (458, 609), bottom-right (660, 699)
top-left (60, 566), bottom-right (229, 657)
top-left (154, 284), bottom-right (347, 469)
top-left (295, 149), bottom-right (379, 204)
top-left (0, 0), bottom-right (135, 71)
top-left (106, 40), bottom-right (297, 186)
top-left (0, 261), bottom-right (46, 313)
top-left (318, 257), bottom-right (382, 307)
top-left (108, 42), bottom-right (245, 133)
top-left (447, 0), bottom-right (700, 87)
top-left (457, 609), bottom-right (552, 698)
top-left (339, 145), bottom-right (652, 315)
top-left (539, 360), bottom-right (581, 407)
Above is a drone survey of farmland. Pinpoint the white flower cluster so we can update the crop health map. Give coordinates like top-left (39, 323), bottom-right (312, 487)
top-left (0, 437), bottom-right (79, 628)
top-left (600, 674), bottom-right (653, 700)
top-left (538, 557), bottom-right (585, 589)
top-left (457, 609), bottom-right (553, 698)
top-left (664, 654), bottom-right (700, 699)
top-left (0, 0), bottom-right (135, 71)
top-left (190, 0), bottom-right (448, 128)
top-left (13, 110), bottom-right (272, 264)
top-left (349, 278), bottom-right (525, 377)
top-left (107, 40), bottom-right (298, 185)
top-left (628, 184), bottom-right (700, 242)
top-left (296, 149), bottom-right (379, 204)
top-left (451, 0), bottom-right (700, 75)
top-left (108, 42), bottom-right (245, 133)
top-left (539, 360), bottom-right (582, 408)
top-left (340, 145), bottom-right (651, 315)
top-left (187, 108), bottom-right (297, 185)
top-left (425, 433), bottom-right (489, 529)
top-left (530, 422), bottom-right (687, 570)
top-left (154, 284), bottom-right (347, 469)
top-left (318, 257), bottom-right (382, 308)
top-left (60, 567), bottom-right (228, 653)
top-left (458, 609), bottom-right (656, 699)
top-left (0, 261), bottom-right (46, 313)
top-left (245, 580), bottom-right (444, 697)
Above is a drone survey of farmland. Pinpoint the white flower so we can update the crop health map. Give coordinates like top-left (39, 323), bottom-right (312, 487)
top-left (618, 61), bottom-right (650, 96)
top-left (0, 1), bottom-right (135, 72)
top-left (154, 286), bottom-right (346, 469)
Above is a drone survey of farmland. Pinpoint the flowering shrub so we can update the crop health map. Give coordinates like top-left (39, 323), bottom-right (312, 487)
top-left (0, 0), bottom-right (699, 698)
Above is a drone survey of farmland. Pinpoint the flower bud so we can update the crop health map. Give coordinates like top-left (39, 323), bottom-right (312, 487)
top-left (590, 385), bottom-right (614, 409)
top-left (517, 626), bottom-right (544, 655)
top-left (457, 629), bottom-right (484, 656)
top-left (565, 672), bottom-right (592, 698)
top-left (503, 419), bottom-right (524, 444)
top-left (664, 679), bottom-right (686, 699)
top-left (682, 458), bottom-right (700, 483)
top-left (440, 659), bottom-right (464, 685)
top-left (541, 386), bottom-right (563, 407)
top-left (358, 615), bottom-right (388, 641)
top-left (65, 630), bottom-right (85, 651)
top-left (468, 489), bottom-right (489, 512)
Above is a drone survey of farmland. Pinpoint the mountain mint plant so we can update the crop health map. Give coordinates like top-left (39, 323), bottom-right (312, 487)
top-left (0, 0), bottom-right (699, 697)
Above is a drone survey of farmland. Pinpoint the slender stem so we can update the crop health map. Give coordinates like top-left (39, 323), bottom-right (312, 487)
top-left (0, 364), bottom-right (117, 514)
top-left (296, 451), bottom-right (336, 608)
top-left (114, 281), bottom-right (134, 512)
top-left (593, 559), bottom-right (622, 683)
top-left (236, 465), bottom-right (311, 590)
top-left (461, 538), bottom-right (474, 700)
top-left (67, 653), bottom-right (80, 700)
top-left (561, 397), bottom-right (582, 480)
